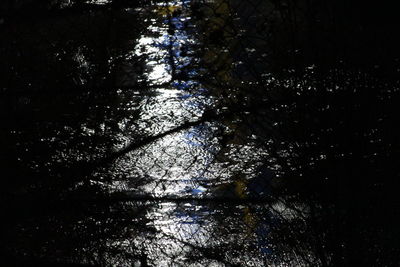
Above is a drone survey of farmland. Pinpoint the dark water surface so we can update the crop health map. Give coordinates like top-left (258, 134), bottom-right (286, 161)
top-left (1, 0), bottom-right (400, 266)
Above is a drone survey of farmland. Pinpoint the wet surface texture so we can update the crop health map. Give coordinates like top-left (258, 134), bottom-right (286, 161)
top-left (1, 1), bottom-right (400, 266)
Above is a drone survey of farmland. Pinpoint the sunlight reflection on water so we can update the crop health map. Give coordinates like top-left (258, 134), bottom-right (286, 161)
top-left (111, 3), bottom-right (222, 263)
top-left (4, 0), bottom-right (396, 265)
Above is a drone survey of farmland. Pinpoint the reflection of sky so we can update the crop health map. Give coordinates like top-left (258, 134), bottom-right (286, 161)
top-left (99, 1), bottom-right (311, 265)
top-left (133, 3), bottom-right (253, 264)
top-left (146, 202), bottom-right (214, 264)
top-left (4, 1), bottom-right (320, 265)
top-left (135, 33), bottom-right (172, 84)
top-left (131, 2), bottom-right (217, 261)
top-left (127, 1), bottom-right (217, 197)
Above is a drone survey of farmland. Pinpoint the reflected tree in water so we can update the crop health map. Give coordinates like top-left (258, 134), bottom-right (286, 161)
top-left (1, 0), bottom-right (400, 266)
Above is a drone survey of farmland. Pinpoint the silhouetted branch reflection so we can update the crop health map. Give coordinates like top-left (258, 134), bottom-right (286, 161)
top-left (1, 0), bottom-right (400, 266)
